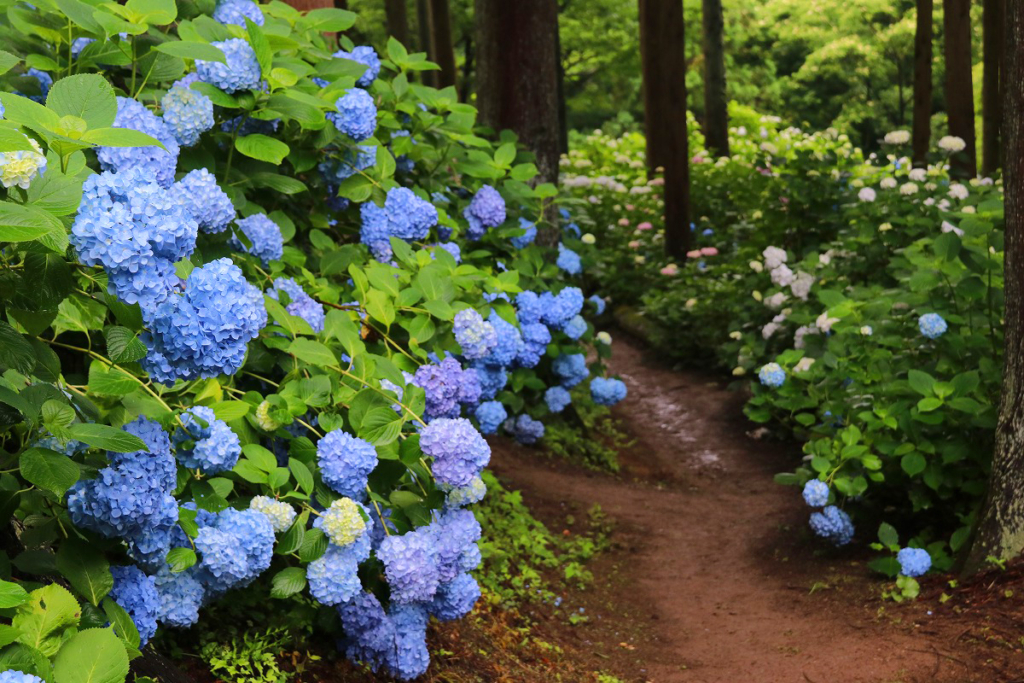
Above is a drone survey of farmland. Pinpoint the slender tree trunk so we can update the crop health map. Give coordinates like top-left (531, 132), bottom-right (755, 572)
top-left (556, 20), bottom-right (569, 155)
top-left (639, 0), bottom-right (691, 259)
top-left (460, 34), bottom-right (474, 103)
top-left (963, 0), bottom-right (1024, 575)
top-left (428, 0), bottom-right (457, 89)
top-left (384, 0), bottom-right (411, 48)
top-left (983, 0), bottom-right (1006, 175)
top-left (702, 0), bottom-right (729, 156)
top-left (944, 0), bottom-right (978, 177)
top-left (284, 0), bottom-right (331, 11)
top-left (334, 0), bottom-right (346, 8)
top-left (416, 0), bottom-right (436, 87)
top-left (475, 0), bottom-right (561, 197)
top-left (913, 0), bottom-right (934, 164)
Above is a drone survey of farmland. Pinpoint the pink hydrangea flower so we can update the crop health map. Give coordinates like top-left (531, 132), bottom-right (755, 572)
top-left (628, 240), bottom-right (641, 248)
top-left (686, 249), bottom-right (702, 258)
top-left (660, 264), bottom-right (679, 276)
top-left (700, 247), bottom-right (718, 256)
top-left (637, 221), bottom-right (653, 231)
top-left (618, 218), bottom-right (630, 226)
top-left (649, 178), bottom-right (665, 186)
top-left (625, 204), bottom-right (635, 211)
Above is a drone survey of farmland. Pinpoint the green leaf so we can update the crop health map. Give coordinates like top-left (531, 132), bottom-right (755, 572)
top-left (494, 142), bottom-right (516, 167)
top-left (901, 452), bottom-right (926, 477)
top-left (212, 400), bottom-right (250, 422)
top-left (287, 338), bottom-right (337, 367)
top-left (288, 457), bottom-right (314, 493)
top-left (275, 513), bottom-right (306, 555)
top-left (917, 397), bottom-right (943, 412)
top-left (81, 126), bottom-right (164, 149)
top-left (235, 134), bottom-right (290, 164)
top-left (46, 74), bottom-right (117, 129)
top-left (26, 165), bottom-right (86, 216)
top-left (20, 447), bottom-right (80, 497)
top-left (13, 584), bottom-right (81, 657)
top-left (66, 423), bottom-right (147, 452)
top-left (359, 407), bottom-right (404, 446)
top-left (0, 202), bottom-right (65, 243)
top-left (125, 0), bottom-right (177, 24)
top-left (0, 50), bottom-right (20, 76)
top-left (87, 361), bottom-right (138, 397)
top-left (0, 321), bottom-right (36, 373)
top-left (386, 35), bottom-right (408, 64)
top-left (907, 369), bottom-right (935, 397)
top-left (365, 289), bottom-right (395, 328)
top-left (877, 522), bottom-right (899, 548)
top-left (0, 92), bottom-right (62, 134)
top-left (104, 326), bottom-right (147, 363)
top-left (242, 443), bottom-right (278, 472)
top-left (57, 540), bottom-right (112, 606)
top-left (245, 18), bottom-right (272, 77)
top-left (250, 172), bottom-right (308, 194)
top-left (190, 81), bottom-right (238, 107)
top-left (100, 598), bottom-right (140, 649)
top-left (55, 0), bottom-right (102, 32)
top-left (301, 7), bottom-right (356, 31)
top-left (269, 567), bottom-right (306, 599)
top-left (152, 40), bottom-right (228, 63)
top-left (297, 527), bottom-right (327, 563)
top-left (52, 627), bottom-right (129, 683)
top-left (0, 579), bottom-right (30, 608)
top-left (166, 547), bottom-right (197, 573)
top-left (0, 124), bottom-right (35, 153)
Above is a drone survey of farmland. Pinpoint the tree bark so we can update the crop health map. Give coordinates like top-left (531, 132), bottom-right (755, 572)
top-left (556, 17), bottom-right (569, 155)
top-left (639, 0), bottom-right (691, 259)
top-left (943, 0), bottom-right (978, 177)
top-left (428, 0), bottom-right (457, 89)
top-left (475, 0), bottom-right (561, 192)
top-left (460, 34), bottom-right (474, 103)
top-left (416, 0), bottom-right (436, 87)
top-left (962, 0), bottom-right (1024, 575)
top-left (983, 0), bottom-right (1006, 174)
top-left (912, 0), bottom-right (933, 164)
top-left (384, 0), bottom-right (411, 48)
top-left (702, 0), bottom-right (729, 157)
top-left (334, 0), bottom-right (346, 8)
top-left (283, 0), bottom-right (332, 11)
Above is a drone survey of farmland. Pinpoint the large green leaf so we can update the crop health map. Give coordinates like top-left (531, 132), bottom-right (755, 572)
top-left (46, 74), bottom-right (117, 129)
top-left (153, 40), bottom-right (228, 63)
top-left (81, 126), bottom-right (164, 149)
top-left (20, 447), bottom-right (80, 497)
top-left (52, 628), bottom-right (129, 683)
top-left (12, 584), bottom-right (81, 657)
top-left (269, 567), bottom-right (306, 599)
top-left (0, 202), bottom-right (65, 243)
top-left (104, 326), bottom-right (147, 363)
top-left (57, 540), bottom-right (113, 606)
top-left (287, 338), bottom-right (337, 367)
top-left (235, 134), bottom-right (290, 164)
top-left (66, 423), bottom-right (147, 452)
top-left (0, 579), bottom-right (30, 608)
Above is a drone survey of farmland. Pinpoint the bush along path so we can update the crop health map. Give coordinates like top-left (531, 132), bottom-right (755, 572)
top-left (490, 334), bottom-right (1004, 683)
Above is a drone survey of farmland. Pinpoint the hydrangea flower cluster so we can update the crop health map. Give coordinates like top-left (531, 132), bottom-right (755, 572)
top-left (420, 417), bottom-right (491, 487)
top-left (563, 314), bottom-right (587, 340)
top-left (97, 98), bottom-right (180, 188)
top-left (896, 547), bottom-right (931, 577)
top-left (540, 287), bottom-right (585, 330)
top-left (412, 357), bottom-right (479, 420)
top-left (478, 311), bottom-right (523, 368)
top-left (169, 168), bottom-right (235, 233)
top-left (802, 480), bottom-right (829, 507)
top-left (544, 386), bottom-right (571, 413)
top-left (308, 545), bottom-right (362, 605)
top-left (23, 67), bottom-right (52, 102)
top-left (231, 213), bottom-right (284, 264)
top-left (196, 38), bottom-right (262, 93)
top-left (315, 498), bottom-right (369, 547)
top-left (0, 672), bottom-right (44, 683)
top-left (432, 241), bottom-right (462, 263)
top-left (334, 45), bottom-right (381, 88)
top-left (329, 88), bottom-right (377, 141)
top-left (473, 400), bottom-right (507, 434)
top-left (249, 495), bottom-right (297, 532)
top-left (557, 243), bottom-right (582, 275)
top-left (320, 144), bottom-right (376, 184)
top-left (174, 405), bottom-right (241, 474)
top-left (511, 217), bottom-right (537, 248)
top-left (442, 475), bottom-right (487, 508)
top-left (213, 0), bottom-right (264, 26)
top-left (153, 564), bottom-right (205, 627)
top-left (505, 414), bottom-right (545, 444)
top-left (589, 294), bottom-right (606, 315)
top-left (758, 362), bottom-right (786, 388)
top-left (809, 505), bottom-right (854, 546)
top-left (360, 188), bottom-right (438, 261)
top-left (590, 377), bottom-right (627, 406)
top-left (463, 185), bottom-right (506, 239)
top-left (195, 508), bottom-right (275, 596)
top-left (552, 353), bottom-right (588, 388)
top-left (0, 137), bottom-right (46, 190)
top-left (140, 258), bottom-right (267, 384)
top-left (317, 430), bottom-right (378, 500)
top-left (269, 277), bottom-right (326, 332)
top-left (110, 565), bottom-right (160, 646)
top-left (453, 309), bottom-right (498, 360)
top-left (161, 85), bottom-right (214, 146)
top-left (918, 312), bottom-right (947, 339)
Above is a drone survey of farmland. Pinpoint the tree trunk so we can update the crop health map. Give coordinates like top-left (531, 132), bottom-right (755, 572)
top-left (384, 0), bottom-right (411, 48)
top-left (283, 0), bottom-right (332, 11)
top-left (943, 0), bottom-right (978, 177)
top-left (556, 18), bottom-right (569, 155)
top-left (983, 0), bottom-right (1006, 175)
top-left (416, 0), bottom-right (436, 87)
top-left (460, 34), bottom-right (474, 103)
top-left (475, 0), bottom-right (561, 194)
top-left (702, 0), bottom-right (729, 156)
top-left (639, 0), bottom-right (691, 259)
top-left (962, 0), bottom-right (1024, 576)
top-left (334, 0), bottom-right (346, 8)
top-left (913, 0), bottom-right (933, 164)
top-left (428, 0), bottom-right (457, 89)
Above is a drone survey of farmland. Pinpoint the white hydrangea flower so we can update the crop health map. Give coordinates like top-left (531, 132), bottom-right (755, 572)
top-left (938, 135), bottom-right (966, 152)
top-left (880, 177), bottom-right (898, 189)
top-left (794, 357), bottom-right (816, 373)
top-left (770, 264), bottom-right (795, 287)
top-left (948, 183), bottom-right (969, 200)
top-left (899, 182), bottom-right (918, 195)
top-left (858, 187), bottom-right (876, 202)
top-left (909, 168), bottom-right (927, 182)
top-left (883, 130), bottom-right (911, 145)
top-left (763, 246), bottom-right (787, 270)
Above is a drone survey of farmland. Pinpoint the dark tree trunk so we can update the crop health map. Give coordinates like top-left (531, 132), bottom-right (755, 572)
top-left (283, 0), bottom-right (332, 11)
top-left (556, 18), bottom-right (569, 155)
top-left (983, 0), bottom-right (1006, 174)
top-left (460, 34), bottom-right (474, 103)
top-left (913, 0), bottom-right (933, 164)
top-left (943, 0), bottom-right (978, 177)
top-left (334, 0), bottom-right (346, 8)
top-left (963, 0), bottom-right (1024, 575)
top-left (702, 0), bottom-right (729, 156)
top-left (385, 0), bottom-right (411, 48)
top-left (416, 0), bottom-right (436, 87)
top-left (475, 0), bottom-right (561, 192)
top-left (639, 0), bottom-right (691, 259)
top-left (428, 0), bottom-right (457, 89)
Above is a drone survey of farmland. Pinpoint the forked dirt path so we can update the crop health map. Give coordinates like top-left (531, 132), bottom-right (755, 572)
top-left (490, 337), bottom-right (970, 683)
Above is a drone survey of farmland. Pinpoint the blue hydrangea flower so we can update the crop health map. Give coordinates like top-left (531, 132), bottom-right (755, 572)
top-left (153, 565), bottom-right (205, 627)
top-left (333, 45), bottom-right (380, 88)
top-left (231, 213), bottom-right (283, 264)
top-left (320, 144), bottom-right (376, 184)
top-left (590, 377), bottom-right (627, 406)
top-left (221, 115), bottom-right (280, 136)
top-left (443, 475), bottom-right (487, 508)
top-left (918, 313), bottom-right (947, 339)
top-left (337, 592), bottom-right (395, 670)
top-left (758, 362), bottom-right (786, 388)
top-left (307, 546), bottom-right (361, 606)
top-left (470, 364), bottom-right (508, 400)
top-left (196, 38), bottom-right (261, 93)
top-left (562, 314), bottom-right (587, 340)
top-left (809, 505), bottom-right (854, 546)
top-left (545, 386), bottom-right (571, 413)
top-left (0, 673), bottom-right (44, 683)
top-left (110, 565), bottom-right (160, 646)
top-left (802, 480), bottom-right (829, 507)
top-left (515, 291), bottom-right (544, 324)
top-left (161, 85), bottom-right (214, 146)
top-left (517, 322), bottom-right (551, 368)
top-left (557, 244), bottom-right (582, 275)
top-left (420, 417), bottom-right (491, 487)
top-left (213, 0), bottom-right (264, 26)
top-left (511, 217), bottom-right (537, 249)
top-left (249, 495), bottom-right (296, 532)
top-left (412, 357), bottom-right (477, 420)
top-left (314, 498), bottom-right (368, 548)
top-left (269, 277), bottom-right (325, 332)
top-left (195, 508), bottom-right (275, 596)
top-left (96, 98), bottom-right (180, 188)
top-left (552, 353), bottom-right (588, 388)
top-left (896, 547), bottom-right (932, 577)
top-left (431, 509), bottom-right (481, 581)
top-left (140, 258), bottom-right (267, 384)
top-left (169, 168), bottom-right (235, 234)
top-left (478, 312), bottom-right (523, 368)
top-left (588, 294), bottom-right (606, 315)
top-left (71, 37), bottom-right (95, 58)
top-left (377, 526), bottom-right (441, 604)
top-left (174, 405), bottom-right (241, 474)
top-left (540, 287), bottom-right (584, 329)
top-left (432, 242), bottom-right (461, 263)
top-left (474, 400), bottom-right (507, 435)
top-left (360, 187), bottom-right (437, 261)
top-left (359, 200), bottom-right (392, 261)
top-left (317, 430), bottom-right (378, 500)
top-left (22, 68), bottom-right (52, 102)
top-left (113, 416), bottom-right (177, 491)
top-left (454, 309), bottom-right (498, 360)
top-left (329, 88), bottom-right (377, 142)
top-left (507, 414), bottom-right (545, 445)
top-left (430, 573), bottom-right (480, 621)
top-left (385, 603), bottom-right (430, 680)
top-left (463, 185), bottom-right (506, 240)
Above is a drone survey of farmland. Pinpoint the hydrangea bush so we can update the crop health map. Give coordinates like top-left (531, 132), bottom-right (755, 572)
top-left (0, 3), bottom-right (626, 680)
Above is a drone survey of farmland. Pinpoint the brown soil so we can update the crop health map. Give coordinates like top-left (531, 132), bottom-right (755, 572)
top-left (485, 336), bottom-right (1024, 683)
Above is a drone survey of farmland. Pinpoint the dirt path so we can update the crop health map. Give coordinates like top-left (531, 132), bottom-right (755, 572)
top-left (489, 337), bottom-right (971, 683)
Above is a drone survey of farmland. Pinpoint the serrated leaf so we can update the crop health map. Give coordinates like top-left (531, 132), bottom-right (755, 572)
top-left (66, 423), bottom-right (147, 452)
top-left (20, 447), bottom-right (80, 497)
top-left (0, 579), bottom-right (30, 608)
top-left (235, 133), bottom-right (290, 164)
top-left (57, 540), bottom-right (112, 606)
top-left (13, 584), bottom-right (81, 657)
top-left (269, 567), bottom-right (306, 598)
top-left (166, 547), bottom-right (197, 573)
top-left (46, 74), bottom-right (117, 129)
top-left (287, 338), bottom-right (337, 367)
top-left (52, 627), bottom-right (129, 683)
top-left (100, 598), bottom-right (140, 650)
top-left (153, 40), bottom-right (227, 63)
top-left (104, 326), bottom-right (147, 363)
